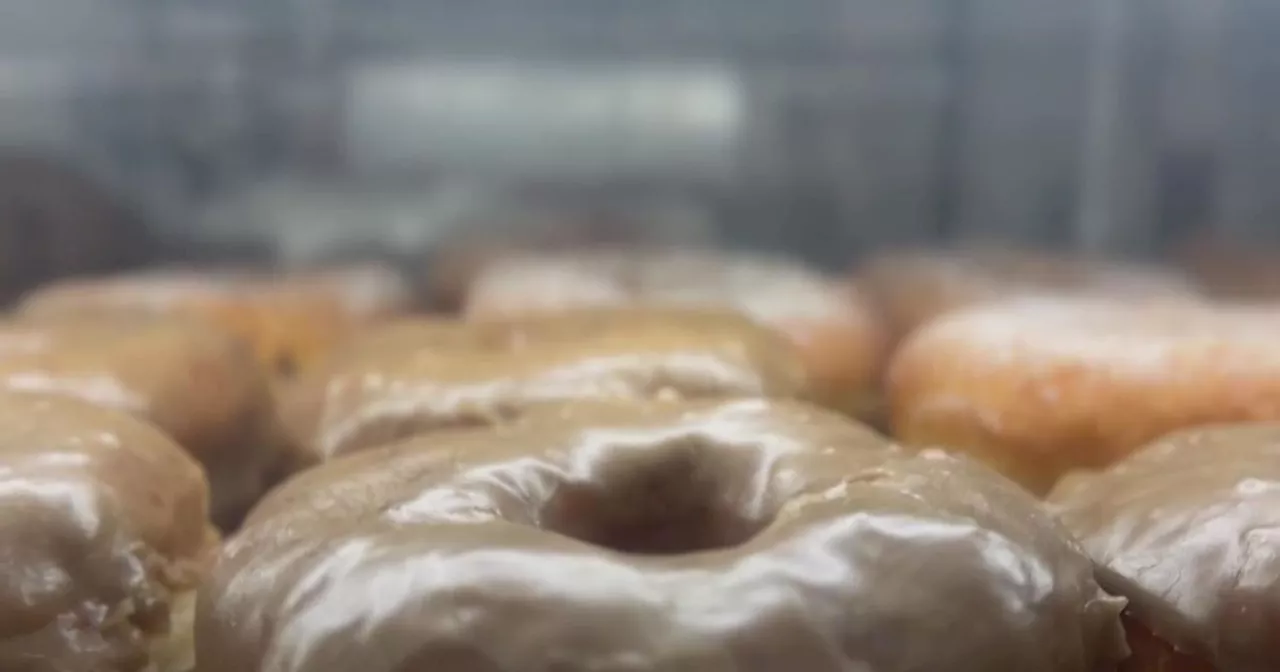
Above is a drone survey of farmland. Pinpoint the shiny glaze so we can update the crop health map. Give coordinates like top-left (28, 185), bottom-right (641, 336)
top-left (463, 249), bottom-right (887, 410)
top-left (0, 317), bottom-right (294, 528)
top-left (199, 398), bottom-right (1127, 672)
top-left (16, 269), bottom-right (364, 377)
top-left (0, 391), bottom-right (215, 672)
top-left (281, 308), bottom-right (808, 460)
top-left (1051, 424), bottom-right (1280, 671)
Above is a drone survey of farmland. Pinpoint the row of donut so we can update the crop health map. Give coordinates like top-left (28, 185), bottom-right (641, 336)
top-left (454, 242), bottom-right (1280, 497)
top-left (0, 241), bottom-right (1275, 672)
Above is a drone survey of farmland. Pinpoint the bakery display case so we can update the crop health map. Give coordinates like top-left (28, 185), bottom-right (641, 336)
top-left (2, 1), bottom-right (1280, 671)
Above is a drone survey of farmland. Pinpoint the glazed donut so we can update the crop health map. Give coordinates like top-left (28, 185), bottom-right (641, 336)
top-left (0, 390), bottom-right (216, 672)
top-left (886, 297), bottom-right (1280, 494)
top-left (17, 269), bottom-right (370, 378)
top-left (420, 224), bottom-right (604, 312)
top-left (1050, 424), bottom-right (1280, 671)
top-left (422, 239), bottom-right (521, 313)
top-left (464, 250), bottom-right (887, 415)
top-left (0, 316), bottom-right (298, 528)
top-left (859, 247), bottom-right (1198, 344)
top-left (198, 398), bottom-right (1127, 672)
top-left (273, 262), bottom-right (415, 322)
top-left (281, 308), bottom-right (808, 461)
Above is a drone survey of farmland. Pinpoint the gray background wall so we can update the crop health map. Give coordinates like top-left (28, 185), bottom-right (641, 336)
top-left (0, 0), bottom-right (1274, 260)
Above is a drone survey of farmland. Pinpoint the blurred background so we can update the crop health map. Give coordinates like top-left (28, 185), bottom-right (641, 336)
top-left (0, 0), bottom-right (1271, 281)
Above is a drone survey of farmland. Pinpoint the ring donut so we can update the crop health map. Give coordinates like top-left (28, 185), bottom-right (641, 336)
top-left (859, 247), bottom-right (1198, 346)
top-left (886, 297), bottom-right (1280, 493)
top-left (0, 390), bottom-right (215, 672)
top-left (1050, 424), bottom-right (1280, 671)
top-left (198, 398), bottom-right (1127, 672)
top-left (0, 316), bottom-right (295, 528)
top-left (464, 249), bottom-right (887, 415)
top-left (281, 308), bottom-right (807, 461)
top-left (273, 262), bottom-right (415, 322)
top-left (17, 269), bottom-right (374, 378)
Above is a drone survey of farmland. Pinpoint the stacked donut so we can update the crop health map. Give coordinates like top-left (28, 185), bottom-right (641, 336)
top-left (18, 239), bottom-right (1280, 672)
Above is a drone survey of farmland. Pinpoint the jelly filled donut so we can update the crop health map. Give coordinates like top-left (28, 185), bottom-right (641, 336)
top-left (17, 269), bottom-right (365, 378)
top-left (281, 308), bottom-right (807, 461)
top-left (0, 316), bottom-right (298, 528)
top-left (887, 297), bottom-right (1280, 494)
top-left (1050, 424), bottom-right (1280, 671)
top-left (198, 398), bottom-right (1127, 672)
top-left (464, 249), bottom-right (887, 415)
top-left (0, 391), bottom-right (216, 672)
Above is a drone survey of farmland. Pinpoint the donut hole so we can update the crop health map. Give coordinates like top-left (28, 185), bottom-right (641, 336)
top-left (540, 439), bottom-right (775, 555)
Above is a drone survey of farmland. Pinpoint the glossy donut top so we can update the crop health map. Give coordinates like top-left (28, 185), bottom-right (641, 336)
top-left (465, 250), bottom-right (887, 405)
top-left (16, 269), bottom-right (363, 377)
top-left (0, 391), bottom-right (215, 671)
top-left (1052, 424), bottom-right (1280, 671)
top-left (0, 316), bottom-right (289, 528)
top-left (199, 398), bottom-right (1127, 672)
top-left (281, 308), bottom-right (808, 460)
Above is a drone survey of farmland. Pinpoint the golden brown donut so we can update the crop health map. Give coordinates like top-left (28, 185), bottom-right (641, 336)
top-left (420, 225), bottom-right (605, 313)
top-left (281, 308), bottom-right (808, 461)
top-left (1049, 424), bottom-right (1280, 672)
top-left (464, 250), bottom-right (888, 415)
top-left (0, 390), bottom-right (217, 672)
top-left (197, 398), bottom-right (1127, 672)
top-left (886, 297), bottom-right (1280, 494)
top-left (0, 316), bottom-right (298, 528)
top-left (273, 262), bottom-right (415, 322)
top-left (16, 269), bottom-right (363, 378)
top-left (859, 247), bottom-right (1198, 345)
top-left (417, 198), bottom-right (704, 313)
